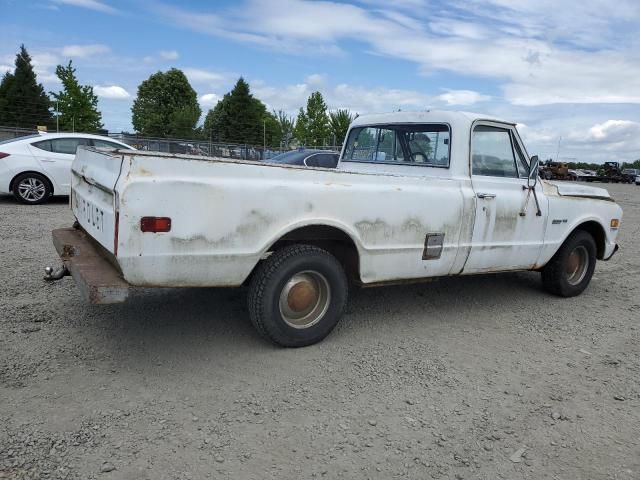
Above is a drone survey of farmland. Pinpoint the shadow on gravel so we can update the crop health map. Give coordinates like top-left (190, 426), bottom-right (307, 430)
top-left (63, 270), bottom-right (548, 370)
top-left (0, 194), bottom-right (69, 205)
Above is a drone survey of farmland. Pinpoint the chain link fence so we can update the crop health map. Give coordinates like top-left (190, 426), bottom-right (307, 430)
top-left (0, 126), bottom-right (37, 142)
top-left (0, 126), bottom-right (341, 161)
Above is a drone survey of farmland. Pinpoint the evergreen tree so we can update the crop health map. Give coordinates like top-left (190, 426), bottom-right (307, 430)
top-left (295, 92), bottom-right (330, 146)
top-left (132, 68), bottom-right (201, 137)
top-left (0, 45), bottom-right (52, 129)
top-left (50, 61), bottom-right (102, 132)
top-left (203, 78), bottom-right (278, 146)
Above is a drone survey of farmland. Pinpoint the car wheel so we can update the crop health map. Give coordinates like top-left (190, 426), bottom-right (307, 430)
top-left (12, 173), bottom-right (51, 205)
top-left (541, 230), bottom-right (597, 297)
top-left (248, 244), bottom-right (348, 347)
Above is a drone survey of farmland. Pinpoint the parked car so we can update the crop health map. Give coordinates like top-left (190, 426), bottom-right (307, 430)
top-left (636, 175), bottom-right (640, 186)
top-left (268, 149), bottom-right (340, 168)
top-left (0, 133), bottom-right (131, 204)
top-left (47, 111), bottom-right (622, 347)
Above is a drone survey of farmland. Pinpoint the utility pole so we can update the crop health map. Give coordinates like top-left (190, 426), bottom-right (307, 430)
top-left (56, 100), bottom-right (59, 133)
top-left (263, 119), bottom-right (266, 159)
top-left (72, 116), bottom-right (75, 133)
top-left (555, 136), bottom-right (562, 162)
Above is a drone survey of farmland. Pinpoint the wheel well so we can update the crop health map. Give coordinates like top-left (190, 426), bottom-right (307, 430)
top-left (256, 225), bottom-right (361, 284)
top-left (9, 171), bottom-right (54, 195)
top-left (574, 221), bottom-right (606, 259)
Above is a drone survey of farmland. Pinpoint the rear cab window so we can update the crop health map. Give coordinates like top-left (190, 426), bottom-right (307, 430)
top-left (342, 124), bottom-right (451, 168)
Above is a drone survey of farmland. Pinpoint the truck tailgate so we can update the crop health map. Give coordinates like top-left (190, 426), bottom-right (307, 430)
top-left (71, 147), bottom-right (124, 254)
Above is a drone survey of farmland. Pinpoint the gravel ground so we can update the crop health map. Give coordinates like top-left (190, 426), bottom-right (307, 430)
top-left (1, 184), bottom-right (639, 480)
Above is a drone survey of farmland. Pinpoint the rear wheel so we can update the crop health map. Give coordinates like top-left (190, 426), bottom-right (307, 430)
top-left (12, 172), bottom-right (51, 205)
top-left (248, 244), bottom-right (348, 347)
top-left (541, 230), bottom-right (597, 297)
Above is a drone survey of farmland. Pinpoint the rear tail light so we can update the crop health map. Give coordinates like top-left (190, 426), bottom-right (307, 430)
top-left (0, 152), bottom-right (10, 159)
top-left (140, 216), bottom-right (171, 233)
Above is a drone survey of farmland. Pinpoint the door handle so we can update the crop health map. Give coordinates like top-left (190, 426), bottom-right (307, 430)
top-left (476, 193), bottom-right (496, 199)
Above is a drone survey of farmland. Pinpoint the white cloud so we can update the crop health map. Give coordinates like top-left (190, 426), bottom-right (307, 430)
top-left (251, 75), bottom-right (430, 114)
top-left (51, 0), bottom-right (117, 14)
top-left (159, 50), bottom-right (179, 60)
top-left (61, 44), bottom-right (111, 57)
top-left (94, 85), bottom-right (130, 99)
top-left (155, 1), bottom-right (640, 107)
top-left (183, 68), bottom-right (227, 87)
top-left (199, 93), bottom-right (220, 108)
top-left (586, 120), bottom-right (640, 142)
top-left (436, 90), bottom-right (490, 106)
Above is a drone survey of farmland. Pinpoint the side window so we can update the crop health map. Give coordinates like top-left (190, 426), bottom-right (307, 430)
top-left (472, 126), bottom-right (518, 178)
top-left (31, 140), bottom-right (52, 152)
top-left (93, 139), bottom-right (125, 149)
top-left (343, 124), bottom-right (451, 167)
top-left (50, 138), bottom-right (90, 155)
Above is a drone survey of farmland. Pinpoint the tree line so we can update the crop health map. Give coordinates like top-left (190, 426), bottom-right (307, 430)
top-left (0, 45), bottom-right (102, 133)
top-left (2, 45), bottom-right (639, 164)
top-left (0, 45), bottom-right (354, 148)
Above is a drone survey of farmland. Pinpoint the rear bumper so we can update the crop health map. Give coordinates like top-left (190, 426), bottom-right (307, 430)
top-left (52, 226), bottom-right (131, 304)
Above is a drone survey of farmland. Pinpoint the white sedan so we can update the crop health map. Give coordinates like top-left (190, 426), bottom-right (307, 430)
top-left (0, 132), bottom-right (131, 204)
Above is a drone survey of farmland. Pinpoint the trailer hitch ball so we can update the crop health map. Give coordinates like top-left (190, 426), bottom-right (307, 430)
top-left (44, 265), bottom-right (69, 281)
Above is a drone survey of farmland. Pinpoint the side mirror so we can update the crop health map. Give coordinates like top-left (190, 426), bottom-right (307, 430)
top-left (528, 155), bottom-right (539, 187)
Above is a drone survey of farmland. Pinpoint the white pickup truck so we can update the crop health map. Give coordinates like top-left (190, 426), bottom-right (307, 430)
top-left (47, 111), bottom-right (622, 347)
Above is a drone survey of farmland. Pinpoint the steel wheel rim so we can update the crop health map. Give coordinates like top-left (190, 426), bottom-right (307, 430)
top-left (566, 246), bottom-right (589, 286)
top-left (17, 177), bottom-right (46, 202)
top-left (279, 270), bottom-right (331, 329)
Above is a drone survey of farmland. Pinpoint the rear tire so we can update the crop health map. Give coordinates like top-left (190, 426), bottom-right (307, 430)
top-left (12, 172), bottom-right (51, 205)
top-left (541, 230), bottom-right (597, 297)
top-left (248, 244), bottom-right (348, 347)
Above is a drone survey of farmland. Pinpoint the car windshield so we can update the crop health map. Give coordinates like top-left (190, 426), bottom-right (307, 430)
top-left (0, 134), bottom-right (40, 145)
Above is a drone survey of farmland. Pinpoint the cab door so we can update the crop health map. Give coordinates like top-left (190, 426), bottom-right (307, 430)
top-left (463, 123), bottom-right (547, 273)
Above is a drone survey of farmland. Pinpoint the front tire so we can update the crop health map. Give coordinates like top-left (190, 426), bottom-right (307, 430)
top-left (541, 230), bottom-right (597, 297)
top-left (12, 172), bottom-right (51, 205)
top-left (248, 244), bottom-right (348, 347)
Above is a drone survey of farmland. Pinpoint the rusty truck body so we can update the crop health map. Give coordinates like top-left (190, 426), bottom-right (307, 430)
top-left (48, 111), bottom-right (622, 347)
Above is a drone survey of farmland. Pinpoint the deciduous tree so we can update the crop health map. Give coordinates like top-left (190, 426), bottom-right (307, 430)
top-left (295, 91), bottom-right (330, 146)
top-left (50, 61), bottom-right (102, 132)
top-left (328, 109), bottom-right (354, 146)
top-left (132, 68), bottom-right (200, 137)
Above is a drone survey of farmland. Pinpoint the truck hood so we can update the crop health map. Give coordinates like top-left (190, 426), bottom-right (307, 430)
top-left (544, 180), bottom-right (612, 201)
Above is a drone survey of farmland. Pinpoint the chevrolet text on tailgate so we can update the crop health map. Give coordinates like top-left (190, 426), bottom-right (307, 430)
top-left (46, 111), bottom-right (622, 347)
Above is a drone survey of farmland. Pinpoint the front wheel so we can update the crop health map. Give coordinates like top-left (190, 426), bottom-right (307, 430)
top-left (248, 244), bottom-right (348, 347)
top-left (541, 230), bottom-right (597, 297)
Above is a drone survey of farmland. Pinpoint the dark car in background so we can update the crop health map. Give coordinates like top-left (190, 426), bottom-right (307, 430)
top-left (267, 149), bottom-right (339, 168)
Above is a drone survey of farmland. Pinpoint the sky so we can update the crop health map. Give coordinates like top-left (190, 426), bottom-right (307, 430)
top-left (1, 0), bottom-right (639, 164)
